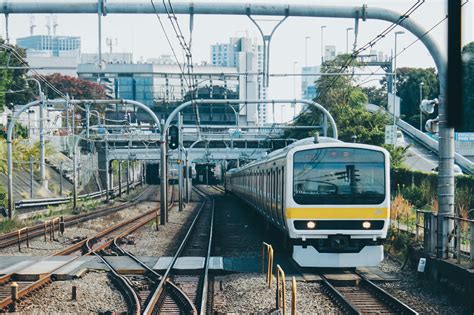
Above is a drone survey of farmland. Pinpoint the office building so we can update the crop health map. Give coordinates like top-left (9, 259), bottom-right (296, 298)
top-left (16, 35), bottom-right (81, 76)
top-left (211, 37), bottom-right (267, 124)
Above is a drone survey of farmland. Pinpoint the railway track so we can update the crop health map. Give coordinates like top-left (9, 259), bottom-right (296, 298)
top-left (0, 185), bottom-right (156, 250)
top-left (0, 186), bottom-right (174, 312)
top-left (210, 185), bottom-right (225, 194)
top-left (143, 186), bottom-right (214, 314)
top-left (320, 271), bottom-right (418, 315)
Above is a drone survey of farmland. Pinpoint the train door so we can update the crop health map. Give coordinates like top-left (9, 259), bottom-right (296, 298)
top-left (266, 170), bottom-right (271, 219)
top-left (276, 167), bottom-right (282, 225)
top-left (280, 166), bottom-right (286, 228)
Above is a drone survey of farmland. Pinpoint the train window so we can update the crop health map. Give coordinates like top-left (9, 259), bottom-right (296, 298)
top-left (293, 148), bottom-right (385, 205)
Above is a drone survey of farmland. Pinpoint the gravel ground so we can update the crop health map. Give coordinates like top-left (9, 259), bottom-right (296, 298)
top-left (213, 273), bottom-right (339, 314)
top-left (122, 199), bottom-right (200, 257)
top-left (0, 198), bottom-right (160, 256)
top-left (16, 271), bottom-right (127, 314)
top-left (378, 257), bottom-right (470, 314)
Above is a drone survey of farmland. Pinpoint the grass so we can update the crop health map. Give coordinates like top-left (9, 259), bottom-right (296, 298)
top-left (0, 196), bottom-right (111, 235)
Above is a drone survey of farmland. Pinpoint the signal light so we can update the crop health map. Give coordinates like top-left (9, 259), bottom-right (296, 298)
top-left (362, 221), bottom-right (371, 229)
top-left (168, 125), bottom-right (179, 150)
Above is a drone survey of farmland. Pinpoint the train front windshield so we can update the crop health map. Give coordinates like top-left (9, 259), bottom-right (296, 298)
top-left (293, 148), bottom-right (385, 205)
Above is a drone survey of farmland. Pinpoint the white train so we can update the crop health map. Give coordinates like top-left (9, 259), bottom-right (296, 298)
top-left (225, 137), bottom-right (390, 267)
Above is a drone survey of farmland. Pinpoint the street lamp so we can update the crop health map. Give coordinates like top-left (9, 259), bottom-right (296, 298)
top-left (293, 61), bottom-right (298, 117)
top-left (305, 36), bottom-right (310, 69)
top-left (26, 77), bottom-right (46, 184)
top-left (293, 61), bottom-right (298, 99)
top-left (419, 82), bottom-right (424, 131)
top-left (393, 31), bottom-right (405, 129)
top-left (346, 27), bottom-right (354, 54)
top-left (320, 25), bottom-right (327, 64)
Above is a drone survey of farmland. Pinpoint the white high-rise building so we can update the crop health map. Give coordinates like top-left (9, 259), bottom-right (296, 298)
top-left (211, 37), bottom-right (267, 125)
top-left (324, 45), bottom-right (337, 62)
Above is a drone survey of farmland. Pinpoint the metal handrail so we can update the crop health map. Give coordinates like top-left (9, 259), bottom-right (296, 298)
top-left (261, 242), bottom-right (274, 288)
top-left (14, 180), bottom-right (142, 209)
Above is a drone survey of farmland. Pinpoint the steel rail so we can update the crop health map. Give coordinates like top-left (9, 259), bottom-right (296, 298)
top-left (143, 187), bottom-right (208, 314)
top-left (0, 185), bottom-right (154, 249)
top-left (0, 209), bottom-right (159, 310)
top-left (319, 275), bottom-right (359, 315)
top-left (87, 239), bottom-right (141, 315)
top-left (320, 272), bottom-right (419, 315)
top-left (0, 185), bottom-right (171, 311)
top-left (199, 197), bottom-right (214, 315)
top-left (355, 271), bottom-right (418, 315)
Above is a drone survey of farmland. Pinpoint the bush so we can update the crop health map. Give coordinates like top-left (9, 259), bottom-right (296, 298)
top-left (391, 167), bottom-right (474, 211)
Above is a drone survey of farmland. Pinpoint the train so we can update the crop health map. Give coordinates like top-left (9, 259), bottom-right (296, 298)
top-left (225, 136), bottom-right (390, 268)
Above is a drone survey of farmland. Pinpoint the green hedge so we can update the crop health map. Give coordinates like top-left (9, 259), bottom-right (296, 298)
top-left (391, 167), bottom-right (474, 212)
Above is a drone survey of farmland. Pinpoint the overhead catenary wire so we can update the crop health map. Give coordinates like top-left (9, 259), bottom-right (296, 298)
top-left (287, 0), bottom-right (426, 126)
top-left (150, 0), bottom-right (202, 137)
top-left (0, 44), bottom-right (68, 100)
top-left (163, 0), bottom-right (202, 134)
top-left (355, 0), bottom-right (469, 88)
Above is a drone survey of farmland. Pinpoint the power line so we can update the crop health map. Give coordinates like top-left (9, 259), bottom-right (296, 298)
top-left (163, 0), bottom-right (202, 133)
top-left (149, 0), bottom-right (190, 89)
top-left (289, 0), bottom-right (425, 125)
top-left (0, 44), bottom-right (68, 100)
top-left (356, 0), bottom-right (470, 88)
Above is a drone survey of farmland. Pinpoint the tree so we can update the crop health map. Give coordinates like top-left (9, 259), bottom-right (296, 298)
top-left (332, 104), bottom-right (390, 145)
top-left (461, 41), bottom-right (474, 131)
top-left (40, 74), bottom-right (106, 100)
top-left (389, 67), bottom-right (439, 128)
top-left (285, 54), bottom-right (390, 146)
top-left (0, 39), bottom-right (34, 111)
top-left (361, 86), bottom-right (387, 108)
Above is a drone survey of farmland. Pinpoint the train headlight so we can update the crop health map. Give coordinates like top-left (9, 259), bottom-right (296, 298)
top-left (306, 221), bottom-right (316, 229)
top-left (362, 221), bottom-right (371, 229)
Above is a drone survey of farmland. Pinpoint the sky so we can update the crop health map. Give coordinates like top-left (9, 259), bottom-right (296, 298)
top-left (1, 0), bottom-right (473, 122)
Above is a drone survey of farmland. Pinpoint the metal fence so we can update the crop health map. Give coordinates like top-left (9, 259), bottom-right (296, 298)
top-left (414, 210), bottom-right (474, 268)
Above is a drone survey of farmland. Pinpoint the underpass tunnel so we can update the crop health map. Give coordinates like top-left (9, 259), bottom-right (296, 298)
top-left (195, 163), bottom-right (218, 185)
top-left (145, 163), bottom-right (160, 185)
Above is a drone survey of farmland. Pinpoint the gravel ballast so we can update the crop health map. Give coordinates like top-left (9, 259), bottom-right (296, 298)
top-left (0, 199), bottom-right (159, 256)
top-left (213, 273), bottom-right (339, 314)
top-left (122, 199), bottom-right (200, 257)
top-left (378, 257), bottom-right (469, 314)
top-left (16, 271), bottom-right (127, 314)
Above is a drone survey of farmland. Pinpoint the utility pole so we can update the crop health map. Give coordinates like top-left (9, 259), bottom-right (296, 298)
top-left (185, 150), bottom-right (190, 203)
top-left (27, 78), bottom-right (46, 185)
top-left (29, 157), bottom-right (34, 198)
top-left (320, 25), bottom-right (326, 64)
top-left (419, 82), bottom-right (424, 131)
top-left (105, 134), bottom-right (110, 203)
top-left (178, 113), bottom-right (183, 211)
top-left (160, 119), bottom-right (168, 225)
top-left (118, 161), bottom-right (122, 197)
top-left (393, 31), bottom-right (404, 130)
top-left (59, 161), bottom-right (63, 196)
top-left (126, 159), bottom-right (130, 194)
top-left (346, 27), bottom-right (354, 54)
top-left (72, 100), bottom-right (78, 209)
top-left (305, 36), bottom-right (310, 69)
top-left (131, 160), bottom-right (135, 186)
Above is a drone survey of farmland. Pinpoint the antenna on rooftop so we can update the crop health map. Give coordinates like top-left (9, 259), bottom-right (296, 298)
top-left (29, 16), bottom-right (36, 36)
top-left (52, 16), bottom-right (58, 36)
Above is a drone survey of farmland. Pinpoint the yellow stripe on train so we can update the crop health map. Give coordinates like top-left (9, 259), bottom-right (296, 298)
top-left (286, 207), bottom-right (389, 219)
